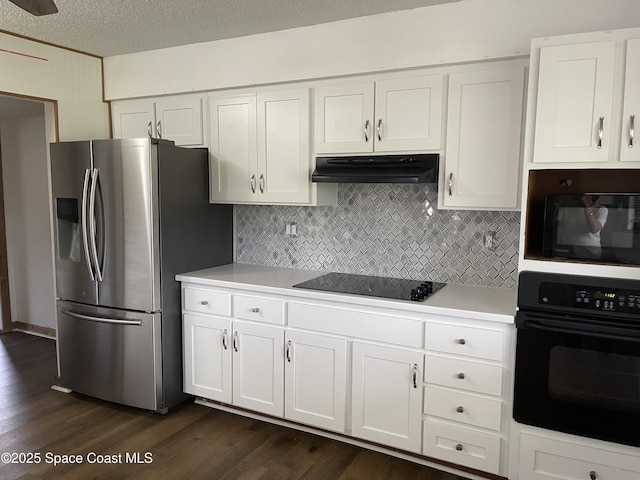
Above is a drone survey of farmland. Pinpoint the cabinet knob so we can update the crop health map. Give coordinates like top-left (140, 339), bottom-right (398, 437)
top-left (457, 338), bottom-right (466, 345)
top-left (589, 471), bottom-right (597, 480)
top-left (457, 372), bottom-right (466, 380)
top-left (456, 406), bottom-right (464, 413)
top-left (250, 307), bottom-right (260, 313)
top-left (200, 300), bottom-right (209, 305)
top-left (455, 443), bottom-right (464, 452)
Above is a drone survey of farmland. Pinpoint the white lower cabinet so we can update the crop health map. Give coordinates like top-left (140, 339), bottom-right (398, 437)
top-left (181, 282), bottom-right (515, 477)
top-left (284, 330), bottom-right (348, 433)
top-left (182, 311), bottom-right (284, 417)
top-left (183, 313), bottom-right (232, 402)
top-left (351, 342), bottom-right (423, 453)
top-left (232, 321), bottom-right (284, 416)
top-left (518, 432), bottom-right (640, 480)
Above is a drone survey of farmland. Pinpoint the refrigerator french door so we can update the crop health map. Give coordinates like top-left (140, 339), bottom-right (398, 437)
top-left (52, 139), bottom-right (160, 311)
top-left (51, 138), bottom-right (233, 413)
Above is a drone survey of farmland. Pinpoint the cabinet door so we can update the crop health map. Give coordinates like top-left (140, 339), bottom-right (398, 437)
top-left (111, 99), bottom-right (155, 139)
top-left (352, 342), bottom-right (423, 453)
top-left (208, 95), bottom-right (258, 203)
top-left (533, 42), bottom-right (615, 163)
top-left (155, 95), bottom-right (203, 146)
top-left (183, 314), bottom-right (232, 403)
top-left (621, 38), bottom-right (640, 162)
top-left (257, 89), bottom-right (310, 203)
top-left (284, 331), bottom-right (348, 433)
top-left (314, 82), bottom-right (375, 153)
top-left (232, 321), bottom-right (284, 417)
top-left (442, 67), bottom-right (524, 210)
top-left (374, 76), bottom-right (443, 152)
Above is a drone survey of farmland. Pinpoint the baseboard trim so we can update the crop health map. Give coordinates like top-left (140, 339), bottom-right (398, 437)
top-left (11, 322), bottom-right (56, 339)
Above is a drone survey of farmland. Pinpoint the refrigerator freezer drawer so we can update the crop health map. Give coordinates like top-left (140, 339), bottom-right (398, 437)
top-left (57, 301), bottom-right (162, 411)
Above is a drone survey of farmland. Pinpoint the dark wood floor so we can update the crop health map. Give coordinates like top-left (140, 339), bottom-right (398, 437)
top-left (0, 332), bottom-right (466, 480)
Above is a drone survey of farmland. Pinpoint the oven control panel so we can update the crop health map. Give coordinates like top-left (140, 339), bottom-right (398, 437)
top-left (539, 282), bottom-right (640, 314)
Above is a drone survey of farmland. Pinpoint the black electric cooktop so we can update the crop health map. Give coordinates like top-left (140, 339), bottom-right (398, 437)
top-left (293, 272), bottom-right (445, 302)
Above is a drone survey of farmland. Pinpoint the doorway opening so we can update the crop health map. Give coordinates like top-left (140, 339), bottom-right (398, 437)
top-left (0, 93), bottom-right (58, 337)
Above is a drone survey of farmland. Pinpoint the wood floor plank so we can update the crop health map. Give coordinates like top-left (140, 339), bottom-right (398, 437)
top-left (0, 332), bottom-right (473, 480)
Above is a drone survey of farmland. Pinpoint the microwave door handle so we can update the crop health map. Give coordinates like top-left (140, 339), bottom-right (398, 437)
top-left (88, 168), bottom-right (103, 282)
top-left (81, 169), bottom-right (95, 281)
top-left (521, 319), bottom-right (640, 342)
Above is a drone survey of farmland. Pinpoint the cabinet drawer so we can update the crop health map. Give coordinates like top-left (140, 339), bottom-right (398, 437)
top-left (183, 287), bottom-right (231, 316)
top-left (424, 354), bottom-right (503, 396)
top-left (288, 302), bottom-right (422, 347)
top-left (234, 294), bottom-right (285, 325)
top-left (519, 432), bottom-right (640, 480)
top-left (425, 322), bottom-right (504, 361)
top-left (424, 385), bottom-right (502, 431)
top-left (423, 419), bottom-right (501, 475)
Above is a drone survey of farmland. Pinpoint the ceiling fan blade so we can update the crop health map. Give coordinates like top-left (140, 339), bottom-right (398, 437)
top-left (8, 0), bottom-right (58, 16)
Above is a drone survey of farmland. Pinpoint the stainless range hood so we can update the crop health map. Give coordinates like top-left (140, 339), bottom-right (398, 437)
top-left (311, 154), bottom-right (439, 183)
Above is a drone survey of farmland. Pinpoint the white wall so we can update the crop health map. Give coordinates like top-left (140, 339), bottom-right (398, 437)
top-left (0, 32), bottom-right (109, 141)
top-left (104, 0), bottom-right (640, 100)
top-left (0, 116), bottom-right (57, 330)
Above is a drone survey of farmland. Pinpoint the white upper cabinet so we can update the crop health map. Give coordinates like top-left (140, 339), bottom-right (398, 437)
top-left (440, 66), bottom-right (525, 210)
top-left (314, 75), bottom-right (444, 153)
top-left (209, 94), bottom-right (258, 203)
top-left (209, 88), bottom-right (336, 205)
top-left (257, 89), bottom-right (310, 204)
top-left (533, 41), bottom-right (616, 164)
top-left (112, 98), bottom-right (155, 139)
top-left (111, 94), bottom-right (204, 146)
top-left (621, 38), bottom-right (640, 162)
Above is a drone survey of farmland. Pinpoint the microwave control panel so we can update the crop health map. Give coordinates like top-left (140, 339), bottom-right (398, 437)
top-left (539, 282), bottom-right (640, 314)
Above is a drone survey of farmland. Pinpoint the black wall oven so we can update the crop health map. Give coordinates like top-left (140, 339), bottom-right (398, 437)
top-left (513, 271), bottom-right (640, 447)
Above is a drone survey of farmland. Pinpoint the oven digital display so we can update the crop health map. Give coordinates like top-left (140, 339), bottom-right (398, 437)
top-left (594, 291), bottom-right (616, 300)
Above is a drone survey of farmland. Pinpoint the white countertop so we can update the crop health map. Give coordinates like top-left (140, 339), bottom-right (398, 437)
top-left (176, 263), bottom-right (517, 324)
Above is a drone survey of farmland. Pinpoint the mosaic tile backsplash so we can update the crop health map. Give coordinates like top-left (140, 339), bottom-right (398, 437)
top-left (236, 184), bottom-right (520, 288)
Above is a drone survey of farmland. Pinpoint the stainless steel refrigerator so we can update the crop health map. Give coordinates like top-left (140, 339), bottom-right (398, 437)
top-left (51, 138), bottom-right (233, 413)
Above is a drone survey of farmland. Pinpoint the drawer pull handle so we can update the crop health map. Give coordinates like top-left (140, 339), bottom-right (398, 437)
top-left (456, 406), bottom-right (464, 413)
top-left (222, 329), bottom-right (228, 350)
top-left (455, 443), bottom-right (463, 452)
top-left (630, 114), bottom-right (635, 148)
top-left (457, 372), bottom-right (466, 380)
top-left (250, 307), bottom-right (260, 313)
top-left (597, 116), bottom-right (604, 149)
top-left (589, 471), bottom-right (597, 480)
top-left (412, 364), bottom-right (419, 389)
top-left (457, 338), bottom-right (466, 345)
top-left (286, 340), bottom-right (292, 363)
top-left (200, 300), bottom-right (209, 305)
top-left (233, 332), bottom-right (239, 352)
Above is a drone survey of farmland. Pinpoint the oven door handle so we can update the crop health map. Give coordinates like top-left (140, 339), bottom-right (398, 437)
top-left (521, 318), bottom-right (640, 342)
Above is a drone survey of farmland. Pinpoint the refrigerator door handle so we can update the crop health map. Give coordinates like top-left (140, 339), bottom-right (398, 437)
top-left (61, 308), bottom-right (143, 326)
top-left (88, 168), bottom-right (104, 282)
top-left (81, 169), bottom-right (95, 281)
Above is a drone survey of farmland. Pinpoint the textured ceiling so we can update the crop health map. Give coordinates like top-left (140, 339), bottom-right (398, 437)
top-left (0, 0), bottom-right (463, 57)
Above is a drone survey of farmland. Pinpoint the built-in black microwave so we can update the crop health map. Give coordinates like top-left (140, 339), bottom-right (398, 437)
top-left (542, 193), bottom-right (640, 264)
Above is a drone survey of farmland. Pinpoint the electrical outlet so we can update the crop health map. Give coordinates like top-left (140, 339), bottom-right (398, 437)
top-left (484, 231), bottom-right (497, 251)
top-left (285, 222), bottom-right (298, 238)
